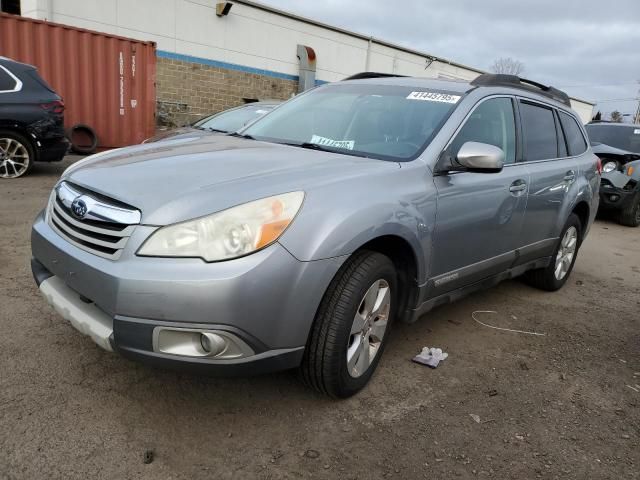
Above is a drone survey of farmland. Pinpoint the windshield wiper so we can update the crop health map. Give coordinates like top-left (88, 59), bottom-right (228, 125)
top-left (279, 141), bottom-right (370, 158)
top-left (205, 127), bottom-right (229, 133)
top-left (228, 132), bottom-right (256, 140)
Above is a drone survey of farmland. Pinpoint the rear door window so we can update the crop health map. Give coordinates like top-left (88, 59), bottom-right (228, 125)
top-left (519, 101), bottom-right (559, 161)
top-left (559, 112), bottom-right (588, 156)
top-left (0, 66), bottom-right (18, 92)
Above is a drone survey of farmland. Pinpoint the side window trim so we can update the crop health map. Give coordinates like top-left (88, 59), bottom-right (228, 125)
top-left (513, 97), bottom-right (524, 163)
top-left (553, 109), bottom-right (567, 158)
top-left (0, 65), bottom-right (23, 94)
top-left (441, 94), bottom-right (518, 165)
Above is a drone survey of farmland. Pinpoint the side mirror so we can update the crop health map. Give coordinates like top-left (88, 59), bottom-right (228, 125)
top-left (454, 141), bottom-right (505, 172)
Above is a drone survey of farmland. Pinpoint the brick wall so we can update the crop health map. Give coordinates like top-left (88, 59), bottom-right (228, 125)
top-left (156, 56), bottom-right (298, 127)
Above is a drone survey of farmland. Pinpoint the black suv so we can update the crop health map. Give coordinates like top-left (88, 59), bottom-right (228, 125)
top-left (0, 56), bottom-right (69, 179)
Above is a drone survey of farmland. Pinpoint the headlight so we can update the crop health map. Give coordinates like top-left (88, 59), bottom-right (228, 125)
top-left (602, 161), bottom-right (618, 173)
top-left (137, 192), bottom-right (304, 261)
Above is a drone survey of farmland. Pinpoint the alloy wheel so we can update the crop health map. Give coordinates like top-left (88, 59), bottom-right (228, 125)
top-left (0, 137), bottom-right (30, 178)
top-left (554, 226), bottom-right (578, 280)
top-left (346, 279), bottom-right (391, 378)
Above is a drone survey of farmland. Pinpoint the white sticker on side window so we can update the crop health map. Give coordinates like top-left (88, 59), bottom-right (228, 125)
top-left (406, 91), bottom-right (461, 103)
top-left (310, 135), bottom-right (355, 150)
top-left (634, 129), bottom-right (640, 135)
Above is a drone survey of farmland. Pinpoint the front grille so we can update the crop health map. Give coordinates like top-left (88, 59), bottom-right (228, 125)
top-left (47, 182), bottom-right (140, 260)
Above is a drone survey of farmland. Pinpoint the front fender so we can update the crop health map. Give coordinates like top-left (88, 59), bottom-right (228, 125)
top-left (279, 172), bottom-right (436, 284)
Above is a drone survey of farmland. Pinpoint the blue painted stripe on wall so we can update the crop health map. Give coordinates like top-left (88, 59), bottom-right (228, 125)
top-left (157, 50), bottom-right (299, 81)
top-left (157, 50), bottom-right (329, 86)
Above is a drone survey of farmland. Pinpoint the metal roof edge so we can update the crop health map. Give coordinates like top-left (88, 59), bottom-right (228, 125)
top-left (233, 0), bottom-right (485, 75)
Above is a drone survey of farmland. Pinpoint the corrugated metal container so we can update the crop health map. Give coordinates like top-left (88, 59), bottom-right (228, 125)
top-left (0, 13), bottom-right (156, 149)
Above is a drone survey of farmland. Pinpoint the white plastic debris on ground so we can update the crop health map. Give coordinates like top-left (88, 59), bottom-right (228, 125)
top-left (412, 347), bottom-right (448, 368)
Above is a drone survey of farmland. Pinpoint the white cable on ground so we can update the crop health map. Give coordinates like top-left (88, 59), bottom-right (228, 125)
top-left (471, 310), bottom-right (546, 336)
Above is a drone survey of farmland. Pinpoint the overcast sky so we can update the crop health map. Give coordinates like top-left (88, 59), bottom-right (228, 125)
top-left (261, 0), bottom-right (640, 120)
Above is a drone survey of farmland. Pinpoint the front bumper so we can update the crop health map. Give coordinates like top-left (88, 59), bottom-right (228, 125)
top-left (599, 180), bottom-right (636, 211)
top-left (31, 210), bottom-right (346, 374)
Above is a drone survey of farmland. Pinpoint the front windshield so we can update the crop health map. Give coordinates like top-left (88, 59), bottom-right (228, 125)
top-left (243, 83), bottom-right (463, 160)
top-left (194, 104), bottom-right (275, 132)
top-left (586, 124), bottom-right (640, 153)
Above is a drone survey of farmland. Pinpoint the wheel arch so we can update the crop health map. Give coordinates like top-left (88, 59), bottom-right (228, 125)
top-left (353, 235), bottom-right (422, 323)
top-left (0, 123), bottom-right (38, 159)
top-left (571, 201), bottom-right (590, 242)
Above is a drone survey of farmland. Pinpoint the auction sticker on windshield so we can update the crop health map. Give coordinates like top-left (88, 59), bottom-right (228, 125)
top-left (406, 91), bottom-right (461, 103)
top-left (310, 135), bottom-right (355, 150)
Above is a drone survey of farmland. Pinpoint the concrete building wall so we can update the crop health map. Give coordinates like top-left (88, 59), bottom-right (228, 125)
top-left (20, 0), bottom-right (594, 124)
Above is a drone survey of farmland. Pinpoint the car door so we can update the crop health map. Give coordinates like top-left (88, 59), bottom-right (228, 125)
top-left (514, 99), bottom-right (581, 264)
top-left (429, 96), bottom-right (530, 297)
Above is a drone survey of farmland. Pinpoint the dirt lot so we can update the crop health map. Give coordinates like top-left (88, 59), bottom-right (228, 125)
top-left (1, 156), bottom-right (639, 479)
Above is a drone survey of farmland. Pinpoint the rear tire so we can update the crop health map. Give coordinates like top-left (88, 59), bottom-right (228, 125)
top-left (300, 250), bottom-right (397, 398)
top-left (0, 130), bottom-right (35, 179)
top-left (525, 213), bottom-right (582, 291)
top-left (618, 193), bottom-right (640, 227)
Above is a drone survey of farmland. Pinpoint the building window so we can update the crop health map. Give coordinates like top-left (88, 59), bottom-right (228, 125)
top-left (1, 0), bottom-right (21, 15)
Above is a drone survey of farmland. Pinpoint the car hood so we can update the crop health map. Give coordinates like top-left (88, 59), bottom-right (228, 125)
top-left (63, 135), bottom-right (398, 225)
top-left (592, 143), bottom-right (640, 163)
top-left (144, 127), bottom-right (218, 143)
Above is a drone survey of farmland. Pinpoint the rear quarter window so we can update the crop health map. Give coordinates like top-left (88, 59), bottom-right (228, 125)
top-left (0, 66), bottom-right (18, 92)
top-left (559, 112), bottom-right (587, 156)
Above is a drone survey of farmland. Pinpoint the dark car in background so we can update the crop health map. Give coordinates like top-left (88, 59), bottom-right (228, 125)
top-left (0, 56), bottom-right (68, 179)
top-left (585, 122), bottom-right (640, 226)
top-left (144, 101), bottom-right (281, 143)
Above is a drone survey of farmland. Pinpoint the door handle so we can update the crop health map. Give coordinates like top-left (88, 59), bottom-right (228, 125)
top-left (509, 180), bottom-right (527, 195)
top-left (564, 170), bottom-right (576, 182)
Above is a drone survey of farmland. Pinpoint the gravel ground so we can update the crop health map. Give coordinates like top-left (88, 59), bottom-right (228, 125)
top-left (1, 156), bottom-right (639, 479)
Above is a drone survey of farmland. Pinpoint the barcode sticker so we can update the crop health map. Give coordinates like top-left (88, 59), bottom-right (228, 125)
top-left (407, 91), bottom-right (461, 103)
top-left (310, 135), bottom-right (354, 150)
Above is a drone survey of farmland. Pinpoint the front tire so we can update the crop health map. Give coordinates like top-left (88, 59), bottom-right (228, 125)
top-left (300, 251), bottom-right (397, 398)
top-left (525, 213), bottom-right (582, 291)
top-left (618, 192), bottom-right (640, 227)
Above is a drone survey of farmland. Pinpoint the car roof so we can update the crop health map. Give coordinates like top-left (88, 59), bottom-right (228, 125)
top-left (0, 56), bottom-right (34, 70)
top-left (340, 76), bottom-right (471, 94)
top-left (338, 73), bottom-right (574, 109)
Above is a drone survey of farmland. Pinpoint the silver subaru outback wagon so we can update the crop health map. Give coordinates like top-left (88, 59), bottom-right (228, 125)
top-left (31, 73), bottom-right (600, 398)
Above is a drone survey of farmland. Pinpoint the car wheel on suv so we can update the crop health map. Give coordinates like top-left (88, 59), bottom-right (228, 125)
top-left (0, 130), bottom-right (34, 179)
top-left (525, 214), bottom-right (582, 291)
top-left (301, 251), bottom-right (397, 398)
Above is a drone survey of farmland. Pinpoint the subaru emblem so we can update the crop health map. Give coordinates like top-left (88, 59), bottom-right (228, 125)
top-left (71, 197), bottom-right (88, 219)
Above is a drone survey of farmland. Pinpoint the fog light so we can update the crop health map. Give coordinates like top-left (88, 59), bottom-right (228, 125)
top-left (200, 332), bottom-right (226, 356)
top-left (153, 327), bottom-right (255, 359)
top-left (609, 194), bottom-right (619, 201)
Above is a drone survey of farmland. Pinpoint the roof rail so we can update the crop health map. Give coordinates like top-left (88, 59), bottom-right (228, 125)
top-left (343, 72), bottom-right (407, 81)
top-left (470, 74), bottom-right (571, 107)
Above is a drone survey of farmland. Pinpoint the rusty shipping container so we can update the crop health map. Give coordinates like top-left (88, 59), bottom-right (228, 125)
top-left (0, 13), bottom-right (156, 149)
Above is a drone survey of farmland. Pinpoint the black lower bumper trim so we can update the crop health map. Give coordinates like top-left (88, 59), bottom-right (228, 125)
top-left (599, 187), bottom-right (636, 211)
top-left (31, 257), bottom-right (53, 287)
top-left (116, 345), bottom-right (304, 376)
